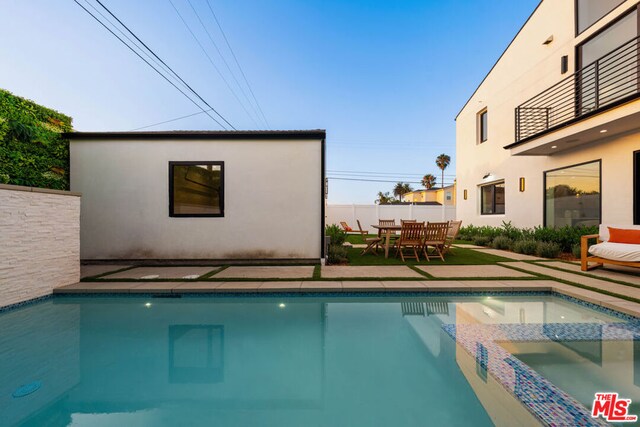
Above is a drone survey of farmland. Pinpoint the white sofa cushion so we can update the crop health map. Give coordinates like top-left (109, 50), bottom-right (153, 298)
top-left (599, 224), bottom-right (640, 242)
top-left (589, 242), bottom-right (640, 262)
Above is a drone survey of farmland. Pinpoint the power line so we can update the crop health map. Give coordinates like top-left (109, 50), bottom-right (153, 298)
top-left (327, 177), bottom-right (455, 185)
top-left (168, 0), bottom-right (258, 128)
top-left (130, 108), bottom-right (215, 131)
top-left (328, 169), bottom-right (456, 177)
top-left (206, 0), bottom-right (269, 128)
top-left (74, 0), bottom-right (228, 129)
top-left (186, 0), bottom-right (265, 128)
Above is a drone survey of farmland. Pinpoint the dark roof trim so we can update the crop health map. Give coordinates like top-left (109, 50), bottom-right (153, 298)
top-left (63, 129), bottom-right (326, 140)
top-left (455, 1), bottom-right (544, 120)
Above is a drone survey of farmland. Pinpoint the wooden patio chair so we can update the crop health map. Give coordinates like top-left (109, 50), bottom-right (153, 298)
top-left (423, 222), bottom-right (449, 261)
top-left (395, 221), bottom-right (425, 262)
top-left (357, 220), bottom-right (381, 255)
top-left (340, 221), bottom-right (357, 233)
top-left (442, 220), bottom-right (463, 255)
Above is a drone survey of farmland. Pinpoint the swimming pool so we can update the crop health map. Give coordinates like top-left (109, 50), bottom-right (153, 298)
top-left (1, 293), bottom-right (636, 426)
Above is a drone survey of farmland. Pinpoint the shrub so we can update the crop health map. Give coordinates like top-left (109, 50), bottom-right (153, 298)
top-left (571, 244), bottom-right (582, 259)
top-left (512, 239), bottom-right (538, 255)
top-left (536, 241), bottom-right (561, 258)
top-left (472, 235), bottom-right (493, 247)
top-left (327, 244), bottom-right (348, 264)
top-left (325, 224), bottom-right (347, 246)
top-left (491, 235), bottom-right (512, 250)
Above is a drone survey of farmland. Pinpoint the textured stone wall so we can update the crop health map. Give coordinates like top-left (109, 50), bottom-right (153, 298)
top-left (0, 184), bottom-right (80, 308)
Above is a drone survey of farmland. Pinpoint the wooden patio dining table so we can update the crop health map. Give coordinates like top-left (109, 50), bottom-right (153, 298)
top-left (371, 224), bottom-right (402, 258)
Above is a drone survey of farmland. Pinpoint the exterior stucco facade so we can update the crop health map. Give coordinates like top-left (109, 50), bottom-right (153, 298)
top-left (456, 0), bottom-right (640, 228)
top-left (69, 131), bottom-right (325, 261)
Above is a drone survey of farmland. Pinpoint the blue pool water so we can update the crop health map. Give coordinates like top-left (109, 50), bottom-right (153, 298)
top-left (0, 293), bottom-right (637, 426)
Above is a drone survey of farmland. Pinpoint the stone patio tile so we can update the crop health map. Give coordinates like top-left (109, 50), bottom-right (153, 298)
top-left (102, 266), bottom-right (217, 280)
top-left (601, 300), bottom-right (640, 318)
top-left (502, 262), bottom-right (640, 299)
top-left (381, 281), bottom-right (427, 290)
top-left (472, 248), bottom-right (543, 261)
top-left (54, 282), bottom-right (136, 294)
top-left (172, 282), bottom-right (223, 293)
top-left (453, 244), bottom-right (485, 249)
top-left (215, 282), bottom-right (263, 291)
top-left (550, 283), bottom-right (623, 305)
top-left (300, 281), bottom-right (343, 291)
top-left (81, 265), bottom-right (131, 278)
top-left (416, 265), bottom-right (532, 278)
top-left (321, 266), bottom-right (423, 279)
top-left (420, 281), bottom-right (468, 291)
top-left (129, 282), bottom-right (178, 293)
top-left (341, 281), bottom-right (384, 290)
top-left (502, 280), bottom-right (556, 291)
top-left (455, 280), bottom-right (512, 291)
top-left (537, 261), bottom-right (640, 286)
top-left (259, 281), bottom-right (303, 291)
top-left (213, 266), bottom-right (314, 279)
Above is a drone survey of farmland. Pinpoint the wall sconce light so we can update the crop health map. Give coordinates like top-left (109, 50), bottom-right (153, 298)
top-left (463, 189), bottom-right (468, 200)
top-left (519, 177), bottom-right (525, 192)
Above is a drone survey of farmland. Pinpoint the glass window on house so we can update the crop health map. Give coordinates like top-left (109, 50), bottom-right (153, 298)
top-left (478, 110), bottom-right (488, 143)
top-left (545, 161), bottom-right (600, 228)
top-left (577, 0), bottom-right (626, 34)
top-left (480, 182), bottom-right (505, 215)
top-left (170, 162), bottom-right (224, 217)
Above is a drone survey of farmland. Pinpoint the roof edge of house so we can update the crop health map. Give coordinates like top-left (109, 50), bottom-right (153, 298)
top-left (454, 0), bottom-right (544, 121)
top-left (63, 129), bottom-right (327, 140)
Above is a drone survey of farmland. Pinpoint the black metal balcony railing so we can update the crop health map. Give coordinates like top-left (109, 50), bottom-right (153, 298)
top-left (515, 36), bottom-right (640, 143)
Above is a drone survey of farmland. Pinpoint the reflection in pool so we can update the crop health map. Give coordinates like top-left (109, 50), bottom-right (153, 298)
top-left (0, 294), bottom-right (635, 426)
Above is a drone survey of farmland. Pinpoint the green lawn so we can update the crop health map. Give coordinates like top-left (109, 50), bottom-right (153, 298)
top-left (345, 246), bottom-right (511, 266)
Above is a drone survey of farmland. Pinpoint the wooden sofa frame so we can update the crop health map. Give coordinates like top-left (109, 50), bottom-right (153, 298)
top-left (581, 234), bottom-right (640, 271)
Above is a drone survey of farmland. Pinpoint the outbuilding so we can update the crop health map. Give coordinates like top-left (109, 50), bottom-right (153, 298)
top-left (66, 130), bottom-right (326, 262)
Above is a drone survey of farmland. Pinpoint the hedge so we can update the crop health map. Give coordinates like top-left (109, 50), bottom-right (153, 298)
top-left (0, 89), bottom-right (73, 190)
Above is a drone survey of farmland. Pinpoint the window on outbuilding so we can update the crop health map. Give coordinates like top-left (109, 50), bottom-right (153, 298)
top-left (480, 181), bottom-right (505, 215)
top-left (169, 162), bottom-right (224, 217)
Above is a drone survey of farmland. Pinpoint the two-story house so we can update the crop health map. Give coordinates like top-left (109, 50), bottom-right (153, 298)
top-left (456, 0), bottom-right (640, 228)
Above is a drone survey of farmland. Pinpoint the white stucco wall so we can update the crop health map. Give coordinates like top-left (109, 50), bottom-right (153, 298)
top-left (456, 0), bottom-right (640, 228)
top-left (0, 185), bottom-right (80, 308)
top-left (326, 204), bottom-right (456, 229)
top-left (70, 137), bottom-right (323, 260)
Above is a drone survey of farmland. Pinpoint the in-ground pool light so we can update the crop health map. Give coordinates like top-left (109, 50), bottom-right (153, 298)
top-left (12, 381), bottom-right (41, 398)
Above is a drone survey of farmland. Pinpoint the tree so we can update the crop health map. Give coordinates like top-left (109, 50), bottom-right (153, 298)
top-left (393, 182), bottom-right (413, 201)
top-left (435, 153), bottom-right (451, 220)
top-left (421, 173), bottom-right (436, 190)
top-left (376, 191), bottom-right (394, 205)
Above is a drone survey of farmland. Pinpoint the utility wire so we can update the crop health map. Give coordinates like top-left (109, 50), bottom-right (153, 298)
top-left (89, 0), bottom-right (235, 129)
top-left (130, 108), bottom-right (215, 131)
top-left (186, 0), bottom-right (265, 128)
top-left (168, 0), bottom-right (258, 128)
top-left (327, 177), bottom-right (455, 185)
top-left (206, 0), bottom-right (270, 128)
top-left (74, 0), bottom-right (228, 129)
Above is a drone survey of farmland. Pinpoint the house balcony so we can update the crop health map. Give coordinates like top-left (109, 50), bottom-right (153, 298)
top-left (508, 36), bottom-right (640, 156)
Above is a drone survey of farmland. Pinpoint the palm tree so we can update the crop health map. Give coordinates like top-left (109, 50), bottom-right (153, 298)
top-left (376, 191), bottom-right (392, 205)
top-left (393, 182), bottom-right (413, 202)
top-left (435, 153), bottom-right (451, 220)
top-left (421, 173), bottom-right (437, 190)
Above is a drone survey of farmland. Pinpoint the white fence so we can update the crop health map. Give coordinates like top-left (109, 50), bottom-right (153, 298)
top-left (327, 204), bottom-right (457, 230)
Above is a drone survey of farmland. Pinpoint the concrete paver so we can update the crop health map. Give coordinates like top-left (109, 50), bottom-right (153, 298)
top-left (54, 282), bottom-right (139, 293)
top-left (213, 266), bottom-right (314, 279)
top-left (322, 266), bottom-right (423, 279)
top-left (259, 281), bottom-right (303, 291)
top-left (102, 266), bottom-right (217, 280)
top-left (300, 281), bottom-right (343, 291)
top-left (536, 261), bottom-right (640, 286)
top-left (81, 265), bottom-right (131, 278)
top-left (381, 281), bottom-right (427, 290)
top-left (472, 248), bottom-right (543, 261)
top-left (501, 262), bottom-right (640, 300)
top-left (416, 264), bottom-right (532, 278)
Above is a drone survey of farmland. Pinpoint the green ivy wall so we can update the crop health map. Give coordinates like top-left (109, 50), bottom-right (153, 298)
top-left (0, 89), bottom-right (73, 190)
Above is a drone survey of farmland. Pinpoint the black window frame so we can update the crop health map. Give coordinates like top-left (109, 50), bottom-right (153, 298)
top-left (480, 181), bottom-right (505, 215)
top-left (542, 159), bottom-right (602, 228)
top-left (478, 109), bottom-right (488, 144)
top-left (575, 0), bottom-right (627, 36)
top-left (169, 161), bottom-right (225, 218)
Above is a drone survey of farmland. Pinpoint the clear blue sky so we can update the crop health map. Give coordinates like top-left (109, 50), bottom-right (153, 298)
top-left (1, 0), bottom-right (539, 203)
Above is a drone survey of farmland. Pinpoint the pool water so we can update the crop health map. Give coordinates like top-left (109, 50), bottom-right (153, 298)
top-left (0, 293), bottom-right (636, 426)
